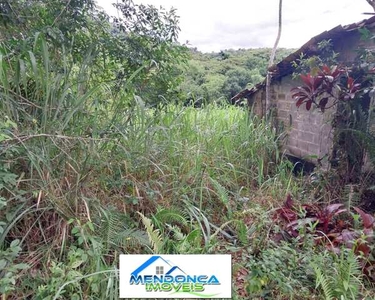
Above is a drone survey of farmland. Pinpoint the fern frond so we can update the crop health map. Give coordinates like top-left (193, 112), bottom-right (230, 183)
top-left (209, 178), bottom-right (232, 218)
top-left (165, 224), bottom-right (191, 254)
top-left (312, 262), bottom-right (334, 300)
top-left (165, 224), bottom-right (186, 241)
top-left (98, 209), bottom-right (150, 250)
top-left (336, 250), bottom-right (362, 300)
top-left (312, 249), bottom-right (363, 300)
top-left (100, 210), bottom-right (123, 248)
top-left (137, 212), bottom-right (163, 253)
top-left (153, 207), bottom-right (188, 227)
top-left (114, 228), bottom-right (150, 249)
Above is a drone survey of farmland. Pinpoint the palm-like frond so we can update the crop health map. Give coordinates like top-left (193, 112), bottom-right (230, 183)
top-left (137, 212), bottom-right (163, 254)
top-left (312, 262), bottom-right (334, 300)
top-left (99, 209), bottom-right (149, 251)
top-left (153, 207), bottom-right (188, 227)
top-left (336, 250), bottom-right (362, 300)
top-left (209, 178), bottom-right (232, 218)
top-left (312, 250), bottom-right (362, 300)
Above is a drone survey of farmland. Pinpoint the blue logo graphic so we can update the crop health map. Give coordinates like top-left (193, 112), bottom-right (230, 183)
top-left (129, 255), bottom-right (221, 297)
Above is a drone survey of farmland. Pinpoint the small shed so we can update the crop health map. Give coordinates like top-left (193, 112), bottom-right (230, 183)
top-left (232, 17), bottom-right (375, 168)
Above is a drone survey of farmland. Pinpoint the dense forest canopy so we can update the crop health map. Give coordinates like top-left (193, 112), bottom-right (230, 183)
top-left (181, 48), bottom-right (293, 104)
top-left (0, 0), bottom-right (188, 107)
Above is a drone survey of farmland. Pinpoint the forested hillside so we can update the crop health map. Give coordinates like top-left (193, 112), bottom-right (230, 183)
top-left (180, 48), bottom-right (293, 104)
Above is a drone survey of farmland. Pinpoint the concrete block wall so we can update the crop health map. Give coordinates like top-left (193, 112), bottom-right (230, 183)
top-left (248, 76), bottom-right (336, 163)
top-left (273, 76), bottom-right (336, 162)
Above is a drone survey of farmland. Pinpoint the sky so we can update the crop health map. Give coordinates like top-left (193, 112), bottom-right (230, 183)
top-left (96, 0), bottom-right (372, 52)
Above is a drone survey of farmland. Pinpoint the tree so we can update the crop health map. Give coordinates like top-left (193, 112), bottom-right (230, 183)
top-left (0, 0), bottom-right (101, 57)
top-left (0, 0), bottom-right (188, 106)
top-left (181, 48), bottom-right (293, 104)
top-left (265, 0), bottom-right (283, 118)
top-left (222, 67), bottom-right (254, 99)
top-left (366, 0), bottom-right (375, 12)
top-left (110, 1), bottom-right (188, 105)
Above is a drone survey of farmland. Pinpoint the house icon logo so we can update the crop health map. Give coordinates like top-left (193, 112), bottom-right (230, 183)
top-left (131, 255), bottom-right (187, 279)
top-left (120, 254), bottom-right (232, 299)
top-left (120, 254), bottom-right (231, 298)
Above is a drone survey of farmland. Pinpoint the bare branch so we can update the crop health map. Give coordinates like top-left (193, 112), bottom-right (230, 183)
top-left (265, 0), bottom-right (283, 118)
top-left (366, 0), bottom-right (375, 12)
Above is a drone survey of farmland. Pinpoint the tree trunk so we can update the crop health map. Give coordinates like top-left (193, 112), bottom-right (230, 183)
top-left (265, 0), bottom-right (283, 119)
top-left (366, 0), bottom-right (375, 12)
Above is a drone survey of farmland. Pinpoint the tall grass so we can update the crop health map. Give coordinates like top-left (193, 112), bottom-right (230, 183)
top-left (0, 40), bottom-right (299, 299)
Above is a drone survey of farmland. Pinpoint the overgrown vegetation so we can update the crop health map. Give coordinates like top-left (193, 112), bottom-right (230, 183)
top-left (291, 48), bottom-right (375, 202)
top-left (0, 1), bottom-right (374, 299)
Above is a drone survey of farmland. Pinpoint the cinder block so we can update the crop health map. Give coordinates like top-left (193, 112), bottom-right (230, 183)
top-left (288, 137), bottom-right (298, 147)
top-left (302, 123), bottom-right (318, 133)
top-left (277, 110), bottom-right (289, 119)
top-left (288, 146), bottom-right (302, 157)
top-left (298, 131), bottom-right (316, 143)
top-left (307, 142), bottom-right (320, 155)
top-left (297, 140), bottom-right (309, 151)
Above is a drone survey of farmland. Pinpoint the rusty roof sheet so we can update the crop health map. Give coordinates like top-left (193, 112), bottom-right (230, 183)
top-left (231, 16), bottom-right (375, 102)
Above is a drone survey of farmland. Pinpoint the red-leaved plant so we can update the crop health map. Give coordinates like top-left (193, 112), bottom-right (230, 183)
top-left (291, 65), bottom-right (361, 112)
top-left (273, 194), bottom-right (375, 280)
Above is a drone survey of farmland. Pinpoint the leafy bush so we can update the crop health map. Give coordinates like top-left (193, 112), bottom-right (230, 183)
top-left (0, 240), bottom-right (29, 296)
top-left (246, 241), bottom-right (316, 298)
top-left (273, 195), bottom-right (375, 280)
